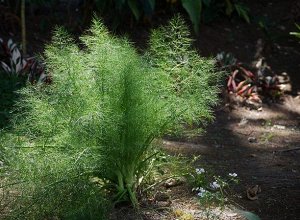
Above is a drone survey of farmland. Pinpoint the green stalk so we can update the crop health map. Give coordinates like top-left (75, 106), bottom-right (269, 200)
top-left (116, 170), bottom-right (124, 191)
top-left (127, 185), bottom-right (138, 208)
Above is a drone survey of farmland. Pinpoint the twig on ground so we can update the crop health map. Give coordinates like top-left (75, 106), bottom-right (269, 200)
top-left (276, 147), bottom-right (300, 153)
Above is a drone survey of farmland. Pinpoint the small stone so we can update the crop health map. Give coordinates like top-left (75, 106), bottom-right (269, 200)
top-left (245, 99), bottom-right (262, 109)
top-left (279, 84), bottom-right (292, 92)
top-left (272, 125), bottom-right (286, 130)
top-left (277, 73), bottom-right (290, 83)
top-left (156, 201), bottom-right (171, 207)
top-left (246, 185), bottom-right (261, 200)
top-left (227, 213), bottom-right (237, 217)
top-left (215, 144), bottom-right (223, 148)
top-left (238, 118), bottom-right (248, 127)
top-left (248, 137), bottom-right (257, 143)
top-left (164, 178), bottom-right (184, 188)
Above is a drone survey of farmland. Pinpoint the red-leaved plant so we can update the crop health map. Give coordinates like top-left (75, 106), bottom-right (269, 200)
top-left (0, 38), bottom-right (49, 84)
top-left (217, 52), bottom-right (281, 104)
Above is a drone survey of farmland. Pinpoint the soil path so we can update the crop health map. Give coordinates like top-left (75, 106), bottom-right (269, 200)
top-left (166, 96), bottom-right (300, 220)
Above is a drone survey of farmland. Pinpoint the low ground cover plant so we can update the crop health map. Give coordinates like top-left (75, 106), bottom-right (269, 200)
top-left (216, 52), bottom-right (281, 104)
top-left (190, 167), bottom-right (239, 206)
top-left (0, 16), bottom-right (220, 219)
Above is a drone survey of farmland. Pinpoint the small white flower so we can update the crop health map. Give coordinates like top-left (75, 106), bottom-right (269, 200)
top-left (210, 181), bottom-right (220, 189)
top-left (229, 173), bottom-right (238, 177)
top-left (197, 188), bottom-right (207, 197)
top-left (199, 187), bottom-right (206, 193)
top-left (197, 192), bottom-right (204, 197)
top-left (196, 168), bottom-right (205, 174)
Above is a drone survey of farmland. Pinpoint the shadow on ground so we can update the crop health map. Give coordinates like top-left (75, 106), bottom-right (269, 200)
top-left (164, 96), bottom-right (300, 220)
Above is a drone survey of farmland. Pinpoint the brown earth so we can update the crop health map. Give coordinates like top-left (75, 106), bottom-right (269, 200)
top-left (165, 95), bottom-right (300, 220)
top-left (110, 95), bottom-right (300, 220)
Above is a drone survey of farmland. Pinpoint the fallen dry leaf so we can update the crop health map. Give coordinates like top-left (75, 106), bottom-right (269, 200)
top-left (247, 185), bottom-right (261, 200)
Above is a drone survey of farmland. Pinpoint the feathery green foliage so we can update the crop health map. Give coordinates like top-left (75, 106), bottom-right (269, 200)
top-left (146, 16), bottom-right (219, 134)
top-left (1, 16), bottom-right (220, 219)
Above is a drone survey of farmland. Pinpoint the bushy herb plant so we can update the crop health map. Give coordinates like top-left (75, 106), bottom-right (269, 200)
top-left (1, 16), bottom-right (220, 219)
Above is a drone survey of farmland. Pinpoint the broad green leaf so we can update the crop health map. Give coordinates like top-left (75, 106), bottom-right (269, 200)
top-left (234, 3), bottom-right (250, 23)
top-left (95, 0), bottom-right (108, 11)
top-left (290, 23), bottom-right (300, 38)
top-left (181, 0), bottom-right (202, 34)
top-left (115, 0), bottom-right (126, 10)
top-left (290, 32), bottom-right (300, 38)
top-left (142, 0), bottom-right (155, 15)
top-left (236, 209), bottom-right (261, 220)
top-left (202, 0), bottom-right (211, 7)
top-left (128, 0), bottom-right (141, 20)
top-left (225, 0), bottom-right (234, 16)
top-left (148, 0), bottom-right (155, 10)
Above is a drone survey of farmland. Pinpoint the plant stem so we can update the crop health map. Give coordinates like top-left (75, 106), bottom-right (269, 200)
top-left (142, 174), bottom-right (185, 192)
top-left (21, 0), bottom-right (26, 55)
top-left (127, 185), bottom-right (138, 208)
top-left (116, 170), bottom-right (124, 191)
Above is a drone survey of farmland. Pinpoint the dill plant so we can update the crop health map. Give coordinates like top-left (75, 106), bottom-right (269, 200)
top-left (145, 16), bottom-right (219, 134)
top-left (1, 16), bottom-right (220, 219)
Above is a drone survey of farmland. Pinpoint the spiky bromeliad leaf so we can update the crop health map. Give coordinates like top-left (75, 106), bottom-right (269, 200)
top-left (2, 16), bottom-right (220, 218)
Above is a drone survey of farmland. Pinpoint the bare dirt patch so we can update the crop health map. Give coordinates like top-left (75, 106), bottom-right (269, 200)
top-left (163, 95), bottom-right (300, 220)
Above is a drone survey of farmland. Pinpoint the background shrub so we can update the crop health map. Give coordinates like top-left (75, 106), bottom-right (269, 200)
top-left (1, 16), bottom-right (220, 219)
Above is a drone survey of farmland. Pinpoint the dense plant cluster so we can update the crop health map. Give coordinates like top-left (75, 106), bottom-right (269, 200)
top-left (0, 38), bottom-right (48, 84)
top-left (190, 167), bottom-right (239, 205)
top-left (0, 17), bottom-right (220, 219)
top-left (217, 52), bottom-right (281, 104)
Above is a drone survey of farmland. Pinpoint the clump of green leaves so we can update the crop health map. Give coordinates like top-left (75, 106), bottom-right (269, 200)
top-left (181, 0), bottom-right (250, 34)
top-left (1, 16), bottom-right (220, 219)
top-left (94, 0), bottom-right (250, 34)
